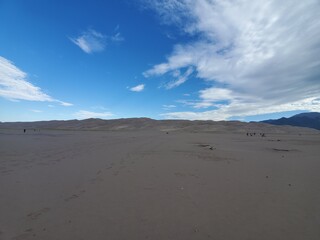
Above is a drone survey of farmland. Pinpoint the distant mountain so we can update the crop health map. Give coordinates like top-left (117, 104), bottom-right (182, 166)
top-left (261, 112), bottom-right (320, 130)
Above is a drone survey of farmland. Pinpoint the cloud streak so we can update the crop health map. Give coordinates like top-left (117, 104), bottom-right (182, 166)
top-left (130, 84), bottom-right (145, 92)
top-left (163, 97), bottom-right (320, 120)
top-left (165, 67), bottom-right (193, 89)
top-left (162, 104), bottom-right (176, 110)
top-left (31, 109), bottom-right (42, 113)
top-left (75, 110), bottom-right (114, 119)
top-left (70, 29), bottom-right (107, 54)
top-left (145, 0), bottom-right (320, 119)
top-left (71, 27), bottom-right (124, 53)
top-left (0, 56), bottom-right (73, 106)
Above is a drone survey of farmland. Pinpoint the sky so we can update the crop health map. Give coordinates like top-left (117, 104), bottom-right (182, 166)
top-left (1, 0), bottom-right (320, 122)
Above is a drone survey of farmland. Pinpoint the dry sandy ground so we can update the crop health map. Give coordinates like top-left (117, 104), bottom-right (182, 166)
top-left (0, 129), bottom-right (320, 240)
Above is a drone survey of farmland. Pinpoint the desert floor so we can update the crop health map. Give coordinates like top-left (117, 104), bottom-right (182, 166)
top-left (0, 129), bottom-right (320, 240)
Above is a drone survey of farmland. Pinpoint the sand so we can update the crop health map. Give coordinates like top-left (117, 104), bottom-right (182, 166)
top-left (0, 128), bottom-right (320, 240)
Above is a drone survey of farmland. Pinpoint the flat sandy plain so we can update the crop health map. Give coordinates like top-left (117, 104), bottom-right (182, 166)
top-left (1, 125), bottom-right (320, 240)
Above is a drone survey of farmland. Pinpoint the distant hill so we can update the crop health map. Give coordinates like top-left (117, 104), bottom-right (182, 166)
top-left (261, 112), bottom-right (320, 130)
top-left (0, 117), bottom-right (318, 134)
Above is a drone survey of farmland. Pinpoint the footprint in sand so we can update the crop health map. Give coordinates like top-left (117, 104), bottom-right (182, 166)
top-left (189, 173), bottom-right (200, 178)
top-left (27, 207), bottom-right (50, 220)
top-left (64, 188), bottom-right (86, 202)
top-left (174, 172), bottom-right (186, 177)
top-left (105, 163), bottom-right (114, 170)
top-left (273, 148), bottom-right (290, 152)
top-left (197, 144), bottom-right (215, 150)
top-left (90, 176), bottom-right (104, 184)
top-left (64, 194), bottom-right (79, 202)
top-left (1, 169), bottom-right (14, 174)
top-left (197, 144), bottom-right (210, 147)
top-left (12, 232), bottom-right (34, 240)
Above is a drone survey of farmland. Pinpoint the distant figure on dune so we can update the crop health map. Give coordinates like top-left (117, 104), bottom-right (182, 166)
top-left (23, 129), bottom-right (26, 133)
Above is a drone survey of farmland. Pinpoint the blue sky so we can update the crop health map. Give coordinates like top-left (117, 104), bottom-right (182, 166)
top-left (1, 0), bottom-right (319, 122)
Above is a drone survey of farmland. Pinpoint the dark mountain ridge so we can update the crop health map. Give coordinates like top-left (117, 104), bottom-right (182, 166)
top-left (261, 112), bottom-right (320, 130)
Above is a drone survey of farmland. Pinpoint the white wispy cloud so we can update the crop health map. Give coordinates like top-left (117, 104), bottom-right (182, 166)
top-left (58, 101), bottom-right (73, 106)
top-left (70, 27), bottom-right (124, 53)
top-left (165, 67), bottom-right (193, 89)
top-left (111, 32), bottom-right (125, 43)
top-left (75, 110), bottom-right (114, 119)
top-left (162, 104), bottom-right (176, 110)
top-left (177, 99), bottom-right (216, 109)
top-left (163, 97), bottom-right (320, 120)
top-left (0, 56), bottom-right (73, 106)
top-left (145, 0), bottom-right (320, 119)
top-left (111, 25), bottom-right (125, 42)
top-left (91, 105), bottom-right (108, 111)
top-left (130, 84), bottom-right (145, 92)
top-left (70, 29), bottom-right (106, 54)
top-left (31, 109), bottom-right (42, 113)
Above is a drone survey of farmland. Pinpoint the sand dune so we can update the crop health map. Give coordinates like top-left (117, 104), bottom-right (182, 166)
top-left (0, 120), bottom-right (319, 239)
top-left (0, 118), bottom-right (318, 133)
